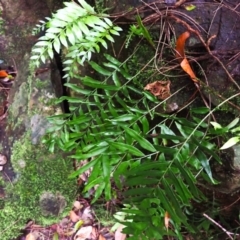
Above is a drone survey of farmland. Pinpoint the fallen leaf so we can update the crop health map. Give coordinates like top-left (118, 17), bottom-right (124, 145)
top-left (115, 224), bottom-right (126, 240)
top-left (0, 70), bottom-right (8, 78)
top-left (98, 234), bottom-right (107, 240)
top-left (180, 58), bottom-right (198, 82)
top-left (185, 4), bottom-right (196, 11)
top-left (175, 32), bottom-right (199, 83)
top-left (82, 206), bottom-right (93, 223)
top-left (74, 220), bottom-right (84, 232)
top-left (73, 200), bottom-right (83, 210)
top-left (26, 233), bottom-right (37, 240)
top-left (164, 211), bottom-right (170, 230)
top-left (91, 227), bottom-right (98, 239)
top-left (144, 80), bottom-right (171, 100)
top-left (74, 226), bottom-right (92, 240)
top-left (70, 210), bottom-right (80, 222)
top-left (175, 31), bottom-right (190, 61)
top-left (53, 232), bottom-right (59, 240)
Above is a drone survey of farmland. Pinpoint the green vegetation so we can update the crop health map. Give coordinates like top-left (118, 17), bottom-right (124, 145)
top-left (29, 0), bottom-right (240, 239)
top-left (0, 133), bottom-right (75, 240)
top-left (31, 0), bottom-right (122, 79)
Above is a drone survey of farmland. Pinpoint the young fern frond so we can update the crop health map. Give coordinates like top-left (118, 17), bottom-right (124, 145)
top-left (30, 0), bottom-right (122, 78)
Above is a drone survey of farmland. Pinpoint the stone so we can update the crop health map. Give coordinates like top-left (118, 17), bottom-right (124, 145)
top-left (0, 154), bottom-right (7, 165)
top-left (39, 191), bottom-right (67, 217)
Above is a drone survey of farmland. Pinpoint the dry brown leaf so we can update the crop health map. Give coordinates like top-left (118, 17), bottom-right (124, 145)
top-left (180, 58), bottom-right (198, 83)
top-left (144, 80), bottom-right (171, 100)
top-left (73, 200), bottom-right (83, 211)
top-left (98, 234), bottom-right (107, 240)
top-left (70, 210), bottom-right (80, 222)
top-left (26, 233), bottom-right (37, 240)
top-left (91, 227), bottom-right (98, 239)
top-left (74, 226), bottom-right (92, 240)
top-left (26, 233), bottom-right (36, 240)
top-left (115, 224), bottom-right (126, 240)
top-left (175, 31), bottom-right (190, 61)
top-left (164, 211), bottom-right (170, 230)
top-left (82, 206), bottom-right (93, 223)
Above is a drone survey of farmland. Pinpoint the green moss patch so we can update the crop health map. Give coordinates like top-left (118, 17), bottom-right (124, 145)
top-left (0, 134), bottom-right (75, 240)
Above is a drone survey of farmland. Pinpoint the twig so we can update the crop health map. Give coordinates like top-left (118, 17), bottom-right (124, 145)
top-left (203, 213), bottom-right (236, 240)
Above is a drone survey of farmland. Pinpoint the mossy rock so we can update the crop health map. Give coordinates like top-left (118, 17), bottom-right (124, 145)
top-left (0, 134), bottom-right (75, 240)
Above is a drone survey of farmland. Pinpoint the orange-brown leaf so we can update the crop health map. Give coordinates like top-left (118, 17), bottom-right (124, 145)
top-left (0, 70), bottom-right (8, 78)
top-left (175, 31), bottom-right (190, 61)
top-left (69, 210), bottom-right (80, 222)
top-left (180, 58), bottom-right (198, 82)
top-left (164, 211), bottom-right (170, 230)
top-left (98, 234), bottom-right (107, 240)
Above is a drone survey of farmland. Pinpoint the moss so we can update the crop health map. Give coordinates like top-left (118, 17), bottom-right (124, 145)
top-left (0, 133), bottom-right (76, 240)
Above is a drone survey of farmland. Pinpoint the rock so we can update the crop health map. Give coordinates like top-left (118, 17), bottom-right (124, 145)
top-left (0, 154), bottom-right (7, 165)
top-left (30, 114), bottom-right (52, 145)
top-left (39, 191), bottom-right (67, 217)
top-left (232, 144), bottom-right (240, 171)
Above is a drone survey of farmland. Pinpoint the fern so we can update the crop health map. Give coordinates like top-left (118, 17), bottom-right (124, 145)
top-left (42, 54), bottom-right (219, 238)
top-left (31, 1), bottom-right (222, 238)
top-left (30, 0), bottom-right (122, 78)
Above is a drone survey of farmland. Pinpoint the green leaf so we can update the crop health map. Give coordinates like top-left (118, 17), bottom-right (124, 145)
top-left (168, 170), bottom-right (192, 203)
top-left (104, 53), bottom-right (122, 66)
top-left (155, 188), bottom-right (181, 224)
top-left (78, 0), bottom-right (95, 13)
top-left (227, 118), bottom-right (239, 129)
top-left (174, 158), bottom-right (200, 199)
top-left (103, 17), bottom-right (113, 26)
top-left (89, 61), bottom-right (112, 76)
top-left (105, 34), bottom-right (115, 42)
top-left (71, 145), bottom-right (109, 160)
top-left (66, 26), bottom-right (76, 45)
top-left (77, 21), bottom-right (90, 35)
top-left (195, 150), bottom-right (214, 183)
top-left (109, 142), bottom-right (144, 157)
top-left (220, 137), bottom-right (240, 150)
top-left (53, 37), bottom-right (61, 53)
top-left (112, 72), bottom-right (121, 87)
top-left (47, 27), bottom-right (61, 33)
top-left (122, 127), bottom-right (156, 152)
top-left (49, 19), bottom-right (67, 28)
top-left (35, 41), bottom-right (49, 46)
top-left (48, 47), bottom-right (54, 59)
top-left (84, 15), bottom-right (99, 27)
top-left (190, 107), bottom-right (209, 114)
top-left (210, 121), bottom-right (222, 130)
top-left (143, 91), bottom-right (158, 102)
top-left (160, 125), bottom-right (179, 144)
top-left (162, 178), bottom-right (188, 221)
top-left (69, 157), bottom-right (99, 178)
top-left (110, 114), bottom-right (136, 122)
top-left (64, 83), bottom-right (91, 94)
top-left (82, 76), bottom-right (120, 90)
top-left (141, 116), bottom-right (149, 134)
top-left (92, 182), bottom-right (106, 203)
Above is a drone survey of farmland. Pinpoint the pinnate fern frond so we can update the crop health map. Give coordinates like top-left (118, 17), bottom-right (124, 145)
top-left (31, 0), bottom-right (122, 78)
top-left (42, 54), bottom-right (219, 238)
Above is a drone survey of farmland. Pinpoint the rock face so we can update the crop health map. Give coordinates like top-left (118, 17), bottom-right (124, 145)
top-left (0, 1), bottom-right (75, 239)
